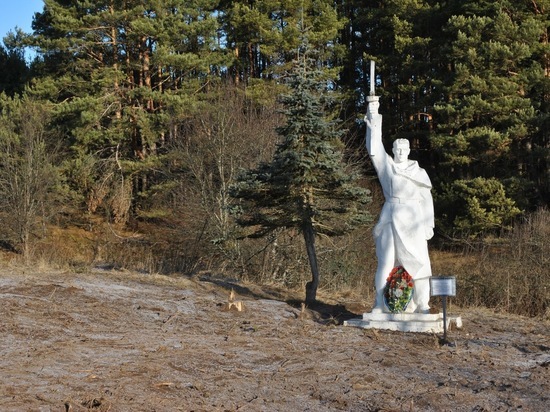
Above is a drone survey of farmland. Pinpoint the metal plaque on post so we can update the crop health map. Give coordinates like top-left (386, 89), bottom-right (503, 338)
top-left (430, 276), bottom-right (456, 297)
top-left (430, 276), bottom-right (456, 344)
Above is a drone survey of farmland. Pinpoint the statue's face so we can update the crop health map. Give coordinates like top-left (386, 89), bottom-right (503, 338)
top-left (392, 143), bottom-right (410, 163)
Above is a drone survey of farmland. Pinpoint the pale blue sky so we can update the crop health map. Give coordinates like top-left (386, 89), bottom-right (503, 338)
top-left (0, 0), bottom-right (44, 41)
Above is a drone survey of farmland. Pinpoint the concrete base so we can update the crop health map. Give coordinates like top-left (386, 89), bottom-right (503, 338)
top-left (344, 312), bottom-right (462, 333)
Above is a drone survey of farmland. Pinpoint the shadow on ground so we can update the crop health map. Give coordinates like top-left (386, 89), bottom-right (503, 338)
top-left (286, 299), bottom-right (362, 325)
top-left (196, 273), bottom-right (363, 325)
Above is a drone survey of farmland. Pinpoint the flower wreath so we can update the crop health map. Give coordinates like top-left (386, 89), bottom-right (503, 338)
top-left (383, 266), bottom-right (414, 313)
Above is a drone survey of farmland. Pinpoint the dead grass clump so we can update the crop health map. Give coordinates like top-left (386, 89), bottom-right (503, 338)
top-left (434, 208), bottom-right (549, 317)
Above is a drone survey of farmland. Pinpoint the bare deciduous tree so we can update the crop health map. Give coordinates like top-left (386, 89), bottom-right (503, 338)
top-left (0, 97), bottom-right (60, 262)
top-left (167, 84), bottom-right (282, 268)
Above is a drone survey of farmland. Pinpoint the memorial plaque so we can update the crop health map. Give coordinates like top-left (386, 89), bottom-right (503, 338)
top-left (430, 276), bottom-right (456, 297)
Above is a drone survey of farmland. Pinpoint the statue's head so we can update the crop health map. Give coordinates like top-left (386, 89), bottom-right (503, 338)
top-left (392, 139), bottom-right (410, 163)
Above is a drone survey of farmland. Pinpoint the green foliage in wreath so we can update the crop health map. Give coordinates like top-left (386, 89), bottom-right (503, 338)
top-left (384, 266), bottom-right (414, 313)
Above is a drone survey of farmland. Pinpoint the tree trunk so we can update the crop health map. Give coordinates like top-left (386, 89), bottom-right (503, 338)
top-left (109, 2), bottom-right (122, 120)
top-left (302, 220), bottom-right (320, 304)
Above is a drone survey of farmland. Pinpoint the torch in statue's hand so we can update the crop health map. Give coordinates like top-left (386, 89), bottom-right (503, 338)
top-left (365, 60), bottom-right (380, 122)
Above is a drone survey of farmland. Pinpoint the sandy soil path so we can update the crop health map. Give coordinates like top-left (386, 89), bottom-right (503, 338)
top-left (1, 268), bottom-right (548, 411)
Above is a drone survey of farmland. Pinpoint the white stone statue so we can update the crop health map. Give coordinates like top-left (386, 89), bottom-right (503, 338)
top-left (365, 95), bottom-right (434, 313)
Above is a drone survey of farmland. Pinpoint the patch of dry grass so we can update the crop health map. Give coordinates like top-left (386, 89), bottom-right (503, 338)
top-left (2, 208), bottom-right (547, 318)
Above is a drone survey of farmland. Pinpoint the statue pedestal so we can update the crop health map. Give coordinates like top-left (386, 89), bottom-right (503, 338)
top-left (344, 312), bottom-right (462, 333)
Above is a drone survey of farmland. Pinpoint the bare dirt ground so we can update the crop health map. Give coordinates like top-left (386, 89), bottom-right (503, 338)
top-left (1, 267), bottom-right (549, 412)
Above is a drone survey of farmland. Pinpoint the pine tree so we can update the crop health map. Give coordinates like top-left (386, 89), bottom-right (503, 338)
top-left (337, 1), bottom-right (454, 139)
top-left (220, 0), bottom-right (345, 84)
top-left (25, 0), bottom-right (229, 218)
top-left (0, 33), bottom-right (30, 96)
top-left (521, 0), bottom-right (550, 206)
top-left (431, 1), bottom-right (545, 232)
top-left (230, 43), bottom-right (372, 303)
top-left (438, 177), bottom-right (521, 237)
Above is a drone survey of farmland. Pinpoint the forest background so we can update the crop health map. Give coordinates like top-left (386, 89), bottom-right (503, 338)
top-left (0, 0), bottom-right (547, 317)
